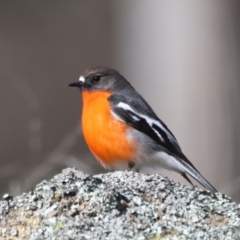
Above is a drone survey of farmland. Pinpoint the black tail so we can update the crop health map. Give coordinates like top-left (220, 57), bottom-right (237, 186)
top-left (179, 157), bottom-right (217, 193)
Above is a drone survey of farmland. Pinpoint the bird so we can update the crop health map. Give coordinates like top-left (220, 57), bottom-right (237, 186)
top-left (68, 66), bottom-right (217, 193)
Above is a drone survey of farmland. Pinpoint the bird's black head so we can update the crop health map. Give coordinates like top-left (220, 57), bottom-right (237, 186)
top-left (68, 67), bottom-right (131, 92)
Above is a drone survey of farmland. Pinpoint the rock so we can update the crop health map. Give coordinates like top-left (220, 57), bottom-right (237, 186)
top-left (0, 168), bottom-right (240, 240)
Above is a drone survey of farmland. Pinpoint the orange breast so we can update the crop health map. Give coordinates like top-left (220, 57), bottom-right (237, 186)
top-left (81, 91), bottom-right (137, 168)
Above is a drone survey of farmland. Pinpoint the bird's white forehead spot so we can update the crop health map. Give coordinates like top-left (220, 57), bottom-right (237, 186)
top-left (79, 76), bottom-right (85, 82)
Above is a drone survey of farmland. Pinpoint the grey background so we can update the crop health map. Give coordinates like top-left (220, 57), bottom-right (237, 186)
top-left (1, 1), bottom-right (240, 201)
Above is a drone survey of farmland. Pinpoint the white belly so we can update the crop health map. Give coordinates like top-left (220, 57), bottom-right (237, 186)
top-left (135, 151), bottom-right (185, 173)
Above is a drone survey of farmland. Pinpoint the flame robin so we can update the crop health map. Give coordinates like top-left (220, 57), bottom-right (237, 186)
top-left (69, 67), bottom-right (217, 193)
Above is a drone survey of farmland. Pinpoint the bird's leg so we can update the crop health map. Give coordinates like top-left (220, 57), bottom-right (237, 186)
top-left (127, 162), bottom-right (135, 171)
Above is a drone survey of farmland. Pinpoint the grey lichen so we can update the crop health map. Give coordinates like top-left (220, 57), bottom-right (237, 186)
top-left (0, 168), bottom-right (240, 240)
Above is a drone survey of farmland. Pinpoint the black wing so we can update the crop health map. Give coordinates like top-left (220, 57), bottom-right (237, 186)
top-left (108, 94), bottom-right (183, 157)
top-left (109, 93), bottom-right (201, 171)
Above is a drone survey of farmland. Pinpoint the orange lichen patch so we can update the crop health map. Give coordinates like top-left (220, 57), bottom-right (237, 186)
top-left (81, 91), bottom-right (137, 167)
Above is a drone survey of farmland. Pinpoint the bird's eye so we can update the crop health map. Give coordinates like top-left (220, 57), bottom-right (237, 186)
top-left (93, 76), bottom-right (101, 83)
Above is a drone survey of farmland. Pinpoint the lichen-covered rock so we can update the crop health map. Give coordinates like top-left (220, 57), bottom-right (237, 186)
top-left (0, 168), bottom-right (240, 240)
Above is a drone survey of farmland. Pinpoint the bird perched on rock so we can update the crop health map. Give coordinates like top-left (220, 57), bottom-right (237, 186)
top-left (69, 67), bottom-right (217, 193)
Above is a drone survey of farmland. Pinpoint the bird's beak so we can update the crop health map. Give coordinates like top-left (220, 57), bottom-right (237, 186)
top-left (68, 81), bottom-right (83, 87)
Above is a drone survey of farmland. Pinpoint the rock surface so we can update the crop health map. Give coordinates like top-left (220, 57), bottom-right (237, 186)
top-left (0, 168), bottom-right (240, 240)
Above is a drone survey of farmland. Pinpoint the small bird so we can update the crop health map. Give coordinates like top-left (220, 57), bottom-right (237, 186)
top-left (69, 67), bottom-right (217, 193)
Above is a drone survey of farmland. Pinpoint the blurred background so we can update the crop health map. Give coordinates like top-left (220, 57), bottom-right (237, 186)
top-left (1, 1), bottom-right (240, 201)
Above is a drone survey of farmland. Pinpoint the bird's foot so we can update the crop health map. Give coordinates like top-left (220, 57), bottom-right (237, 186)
top-left (126, 162), bottom-right (135, 171)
